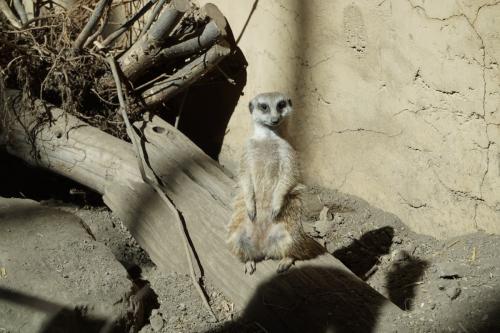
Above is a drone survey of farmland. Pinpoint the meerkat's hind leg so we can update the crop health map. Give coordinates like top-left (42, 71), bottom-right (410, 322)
top-left (244, 260), bottom-right (256, 275)
top-left (277, 257), bottom-right (295, 273)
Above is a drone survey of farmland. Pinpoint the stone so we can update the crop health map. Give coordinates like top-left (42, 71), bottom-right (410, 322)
top-left (446, 286), bottom-right (461, 300)
top-left (314, 219), bottom-right (332, 237)
top-left (150, 313), bottom-right (164, 332)
top-left (0, 197), bottom-right (137, 332)
top-left (325, 241), bottom-right (337, 253)
top-left (437, 262), bottom-right (466, 279)
top-left (391, 250), bottom-right (408, 263)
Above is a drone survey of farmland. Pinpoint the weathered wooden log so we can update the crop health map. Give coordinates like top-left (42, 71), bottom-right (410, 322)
top-left (1, 93), bottom-right (402, 331)
top-left (139, 41), bottom-right (230, 107)
top-left (118, 2), bottom-right (226, 84)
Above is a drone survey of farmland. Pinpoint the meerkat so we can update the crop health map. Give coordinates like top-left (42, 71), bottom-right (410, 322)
top-left (227, 92), bottom-right (324, 274)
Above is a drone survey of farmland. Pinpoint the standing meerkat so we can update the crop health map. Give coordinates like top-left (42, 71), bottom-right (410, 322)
top-left (227, 92), bottom-right (324, 274)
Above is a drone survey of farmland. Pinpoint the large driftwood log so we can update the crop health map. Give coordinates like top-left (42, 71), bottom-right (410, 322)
top-left (1, 93), bottom-right (402, 332)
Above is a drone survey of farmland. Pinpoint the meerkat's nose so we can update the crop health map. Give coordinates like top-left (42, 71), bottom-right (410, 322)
top-left (271, 117), bottom-right (279, 124)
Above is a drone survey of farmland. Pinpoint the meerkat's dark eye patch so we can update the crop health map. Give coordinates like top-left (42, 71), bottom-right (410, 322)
top-left (288, 99), bottom-right (292, 107)
top-left (277, 100), bottom-right (287, 110)
top-left (258, 103), bottom-right (269, 112)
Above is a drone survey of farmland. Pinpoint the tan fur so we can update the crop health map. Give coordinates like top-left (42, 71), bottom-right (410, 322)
top-left (227, 92), bottom-right (324, 274)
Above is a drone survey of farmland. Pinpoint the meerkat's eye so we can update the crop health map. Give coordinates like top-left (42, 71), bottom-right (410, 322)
top-left (259, 103), bottom-right (269, 112)
top-left (277, 100), bottom-right (287, 110)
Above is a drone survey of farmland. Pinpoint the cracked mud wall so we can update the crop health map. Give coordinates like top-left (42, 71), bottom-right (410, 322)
top-left (199, 0), bottom-right (500, 239)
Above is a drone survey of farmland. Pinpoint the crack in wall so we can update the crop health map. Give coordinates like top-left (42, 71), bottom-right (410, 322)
top-left (407, 0), bottom-right (498, 227)
top-left (398, 192), bottom-right (428, 209)
top-left (413, 68), bottom-right (462, 96)
top-left (308, 126), bottom-right (403, 145)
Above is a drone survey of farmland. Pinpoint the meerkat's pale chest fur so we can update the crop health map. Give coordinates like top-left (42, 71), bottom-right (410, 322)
top-left (227, 92), bottom-right (323, 274)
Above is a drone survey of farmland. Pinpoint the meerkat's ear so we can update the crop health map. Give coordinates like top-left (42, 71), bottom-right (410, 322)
top-left (248, 101), bottom-right (254, 113)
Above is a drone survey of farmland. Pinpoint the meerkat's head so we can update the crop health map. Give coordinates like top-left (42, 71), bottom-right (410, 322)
top-left (248, 92), bottom-right (293, 129)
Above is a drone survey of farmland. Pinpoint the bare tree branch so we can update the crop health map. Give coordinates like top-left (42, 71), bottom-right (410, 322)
top-left (0, 0), bottom-right (22, 29)
top-left (140, 41), bottom-right (231, 107)
top-left (12, 0), bottom-right (27, 25)
top-left (118, 0), bottom-right (190, 78)
top-left (122, 17), bottom-right (226, 83)
top-left (97, 0), bottom-right (160, 49)
top-left (138, 0), bottom-right (167, 38)
top-left (73, 0), bottom-right (112, 50)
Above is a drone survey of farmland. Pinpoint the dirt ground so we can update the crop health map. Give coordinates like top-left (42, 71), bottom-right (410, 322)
top-left (1, 154), bottom-right (499, 332)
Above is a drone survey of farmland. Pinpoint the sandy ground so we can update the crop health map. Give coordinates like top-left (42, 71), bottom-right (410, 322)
top-left (1, 154), bottom-right (499, 332)
top-left (40, 186), bottom-right (500, 333)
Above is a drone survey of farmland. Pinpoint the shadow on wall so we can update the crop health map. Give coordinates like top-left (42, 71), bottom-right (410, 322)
top-left (162, 24), bottom-right (248, 160)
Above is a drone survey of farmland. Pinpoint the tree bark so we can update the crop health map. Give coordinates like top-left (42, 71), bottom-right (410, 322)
top-left (139, 41), bottom-right (230, 107)
top-left (126, 2), bottom-right (225, 80)
top-left (1, 92), bottom-right (402, 331)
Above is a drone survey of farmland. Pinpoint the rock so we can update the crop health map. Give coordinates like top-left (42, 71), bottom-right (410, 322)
top-left (178, 303), bottom-right (186, 311)
top-left (302, 222), bottom-right (318, 236)
top-left (446, 286), bottom-right (461, 300)
top-left (333, 214), bottom-right (345, 225)
top-left (437, 262), bottom-right (466, 279)
top-left (150, 313), bottom-right (164, 332)
top-left (313, 219), bottom-right (332, 237)
top-left (0, 197), bottom-right (138, 332)
top-left (393, 236), bottom-right (403, 244)
top-left (325, 241), bottom-right (337, 253)
top-left (391, 250), bottom-right (408, 263)
top-left (318, 206), bottom-right (333, 221)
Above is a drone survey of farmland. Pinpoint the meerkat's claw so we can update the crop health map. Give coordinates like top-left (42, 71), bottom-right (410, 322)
top-left (277, 257), bottom-right (295, 273)
top-left (271, 208), bottom-right (281, 220)
top-left (244, 260), bottom-right (256, 275)
top-left (271, 197), bottom-right (283, 220)
top-left (247, 207), bottom-right (256, 222)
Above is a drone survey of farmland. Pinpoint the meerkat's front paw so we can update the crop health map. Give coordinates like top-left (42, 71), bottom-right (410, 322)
top-left (244, 260), bottom-right (256, 275)
top-left (271, 197), bottom-right (283, 220)
top-left (276, 257), bottom-right (295, 273)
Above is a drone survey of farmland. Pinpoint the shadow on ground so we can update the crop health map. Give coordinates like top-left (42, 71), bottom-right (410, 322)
top-left (333, 226), bottom-right (394, 279)
top-left (0, 286), bottom-right (109, 333)
top-left (206, 266), bottom-right (398, 333)
top-left (333, 226), bottom-right (429, 311)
